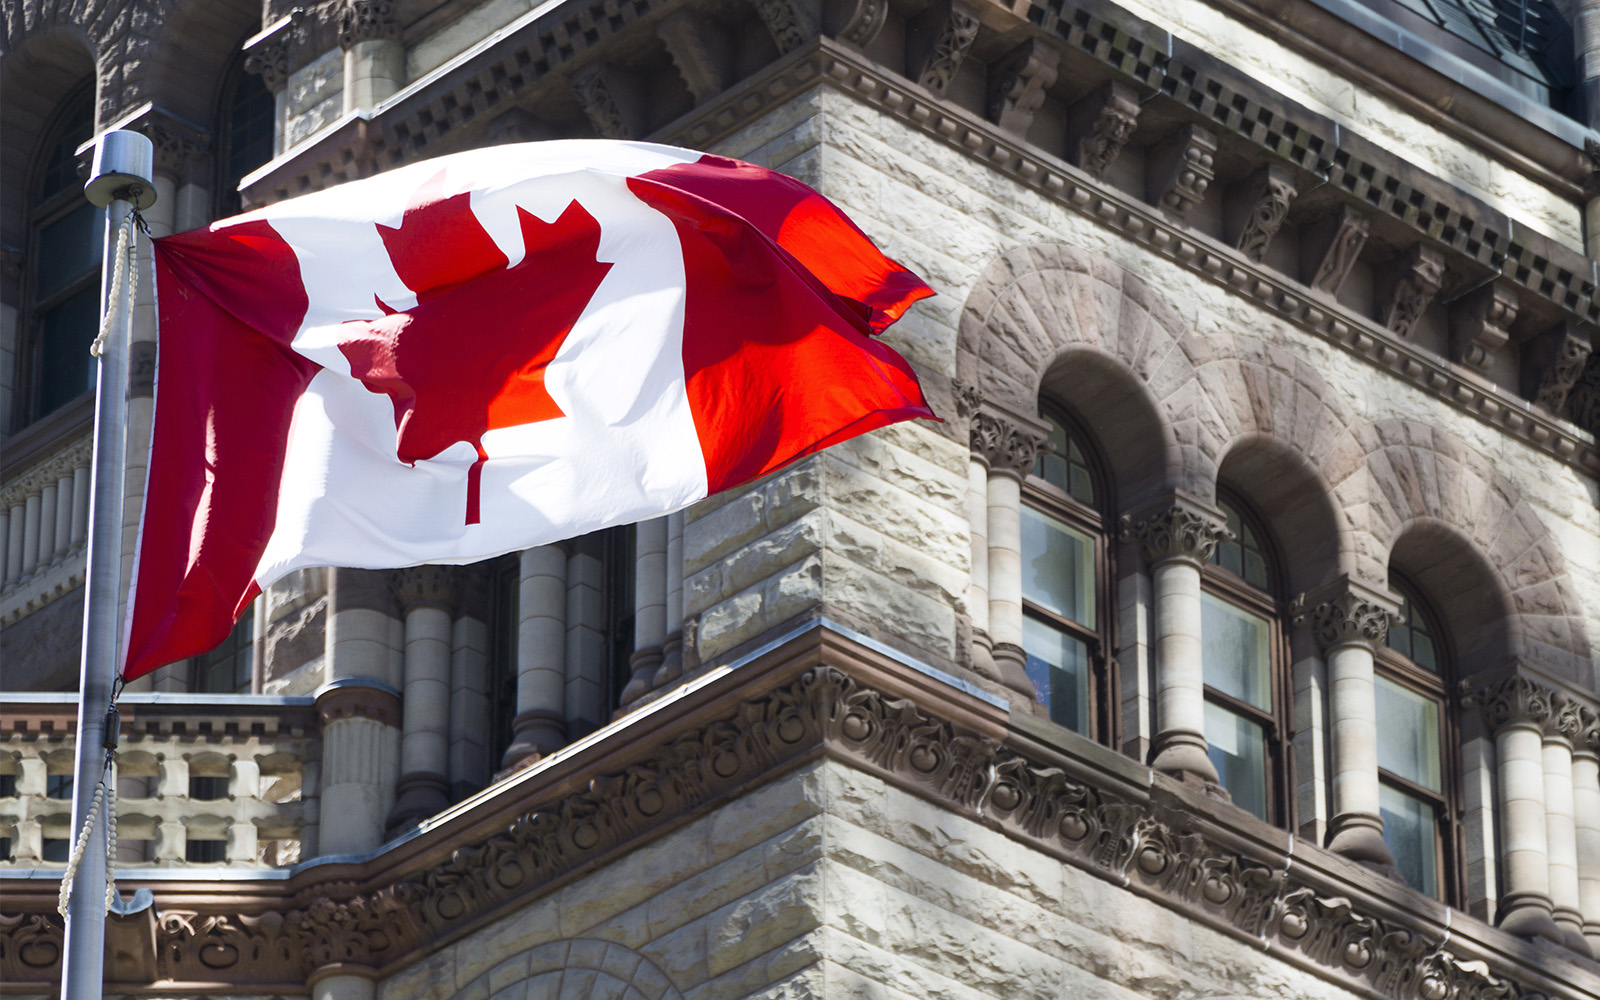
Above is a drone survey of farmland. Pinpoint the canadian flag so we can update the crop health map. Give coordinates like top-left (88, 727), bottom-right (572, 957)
top-left (124, 140), bottom-right (934, 680)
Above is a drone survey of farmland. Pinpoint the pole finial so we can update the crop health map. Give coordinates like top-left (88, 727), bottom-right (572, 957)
top-left (84, 130), bottom-right (157, 210)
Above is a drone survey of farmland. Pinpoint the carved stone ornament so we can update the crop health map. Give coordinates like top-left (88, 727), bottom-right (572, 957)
top-left (1309, 206), bottom-right (1370, 296)
top-left (3, 663), bottom-right (1565, 999)
top-left (339, 0), bottom-right (400, 49)
top-left (318, 680), bottom-right (403, 729)
top-left (1150, 125), bottom-right (1218, 218)
top-left (1290, 582), bottom-right (1401, 652)
top-left (1546, 692), bottom-right (1585, 745)
top-left (837, 0), bottom-right (890, 49)
top-left (657, 11), bottom-right (723, 105)
top-left (1449, 282), bottom-right (1517, 372)
top-left (573, 65), bottom-right (633, 141)
top-left (1465, 674), bottom-right (1557, 734)
top-left (952, 378), bottom-right (983, 420)
top-left (1074, 82), bottom-right (1141, 182)
top-left (243, 30), bottom-right (293, 91)
top-left (970, 409), bottom-right (1051, 478)
top-left (1579, 704), bottom-right (1600, 756)
top-left (987, 40), bottom-right (1060, 136)
top-left (748, 0), bottom-right (815, 54)
top-left (1382, 245), bottom-right (1445, 339)
top-left (1233, 165), bottom-right (1296, 263)
top-left (1565, 350), bottom-right (1600, 437)
top-left (391, 565), bottom-right (457, 612)
top-left (915, 3), bottom-right (981, 97)
top-left (1528, 325), bottom-right (1592, 415)
top-left (1118, 497), bottom-right (1232, 567)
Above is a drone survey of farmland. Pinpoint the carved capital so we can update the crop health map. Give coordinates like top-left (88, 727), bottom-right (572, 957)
top-left (1308, 206), bottom-right (1369, 296)
top-left (748, 0), bottom-right (815, 53)
top-left (1545, 693), bottom-right (1585, 745)
top-left (1578, 704), bottom-right (1600, 756)
top-left (970, 407), bottom-right (1051, 479)
top-left (1565, 349), bottom-right (1600, 436)
top-left (1230, 165), bottom-right (1296, 263)
top-left (339, 0), bottom-right (399, 49)
top-left (952, 378), bottom-right (982, 420)
top-left (391, 566), bottom-right (457, 613)
top-left (987, 40), bottom-right (1059, 136)
top-left (1466, 673), bottom-right (1558, 733)
top-left (573, 64), bottom-right (633, 140)
top-left (1448, 281), bottom-right (1517, 371)
top-left (1118, 494), bottom-right (1232, 567)
top-left (317, 680), bottom-right (402, 729)
top-left (1290, 578), bottom-right (1402, 652)
top-left (243, 19), bottom-right (294, 92)
top-left (1381, 245), bottom-right (1445, 339)
top-left (1525, 324), bottom-right (1592, 415)
top-left (1072, 82), bottom-right (1141, 182)
top-left (658, 11), bottom-right (724, 105)
top-left (1148, 125), bottom-right (1217, 218)
top-left (913, 2), bottom-right (980, 97)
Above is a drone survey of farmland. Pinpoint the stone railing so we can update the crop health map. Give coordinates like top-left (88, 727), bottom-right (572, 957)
top-left (0, 432), bottom-right (92, 626)
top-left (0, 693), bottom-right (319, 868)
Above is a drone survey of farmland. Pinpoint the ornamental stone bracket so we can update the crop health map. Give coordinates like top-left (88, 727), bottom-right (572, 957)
top-left (986, 39), bottom-right (1059, 136)
top-left (243, 3), bottom-right (343, 93)
top-left (1227, 164), bottom-right (1297, 263)
top-left (1118, 491), bottom-right (1233, 568)
top-left (4, 627), bottom-right (1594, 999)
top-left (909, 0), bottom-right (981, 98)
top-left (1523, 323), bottom-right (1594, 416)
top-left (1449, 282), bottom-right (1518, 372)
top-left (1147, 124), bottom-right (1218, 219)
top-left (1307, 205), bottom-right (1371, 297)
top-left (1067, 81), bottom-right (1142, 182)
top-left (1290, 576), bottom-right (1403, 652)
top-left (657, 11), bottom-right (725, 105)
top-left (1381, 245), bottom-right (1446, 340)
top-left (969, 403), bottom-right (1052, 480)
top-left (748, 0), bottom-right (816, 54)
top-left (113, 104), bottom-right (213, 184)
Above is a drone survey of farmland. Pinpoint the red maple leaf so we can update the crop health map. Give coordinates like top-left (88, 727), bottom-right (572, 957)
top-left (336, 171), bottom-right (614, 523)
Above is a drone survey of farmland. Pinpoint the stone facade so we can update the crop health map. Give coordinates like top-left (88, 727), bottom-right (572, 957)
top-left (3, 0), bottom-right (1600, 997)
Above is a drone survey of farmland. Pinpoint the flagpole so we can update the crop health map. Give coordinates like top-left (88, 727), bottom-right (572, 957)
top-left (59, 129), bottom-right (155, 1000)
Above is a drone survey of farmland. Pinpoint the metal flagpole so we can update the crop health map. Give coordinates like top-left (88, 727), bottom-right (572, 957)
top-left (59, 128), bottom-right (156, 1000)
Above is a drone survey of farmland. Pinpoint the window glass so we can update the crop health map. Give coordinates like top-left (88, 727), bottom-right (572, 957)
top-left (1021, 506), bottom-right (1095, 627)
top-left (1381, 782), bottom-right (1440, 899)
top-left (1205, 700), bottom-right (1269, 821)
top-left (1201, 593), bottom-right (1271, 711)
top-left (185, 839), bottom-right (227, 863)
top-left (1023, 616), bottom-right (1090, 733)
top-left (1376, 675), bottom-right (1442, 792)
top-left (1210, 501), bottom-right (1269, 589)
top-left (189, 776), bottom-right (229, 801)
top-left (1034, 414), bottom-right (1094, 505)
top-left (42, 838), bottom-right (70, 862)
top-left (46, 774), bottom-right (73, 800)
top-left (36, 88), bottom-right (93, 202)
top-left (198, 609), bottom-right (254, 693)
top-left (36, 202), bottom-right (102, 299)
top-left (1385, 589), bottom-right (1438, 673)
top-left (38, 288), bottom-right (99, 412)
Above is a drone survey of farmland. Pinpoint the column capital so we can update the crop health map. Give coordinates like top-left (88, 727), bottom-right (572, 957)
top-left (315, 678), bottom-right (402, 729)
top-left (339, 0), bottom-right (401, 49)
top-left (1546, 692), bottom-right (1587, 745)
top-left (1290, 576), bottom-right (1402, 652)
top-left (1575, 704), bottom-right (1600, 758)
top-left (391, 565), bottom-right (457, 613)
top-left (1117, 491), bottom-right (1232, 568)
top-left (970, 404), bottom-right (1051, 480)
top-left (1465, 672), bottom-right (1559, 734)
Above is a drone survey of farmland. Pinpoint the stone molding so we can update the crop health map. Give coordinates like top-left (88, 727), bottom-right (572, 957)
top-left (3, 642), bottom-right (1589, 998)
top-left (1466, 674), bottom-right (1557, 734)
top-left (0, 434), bottom-right (91, 511)
top-left (657, 11), bottom-right (723, 104)
top-left (952, 378), bottom-right (983, 421)
top-left (1577, 705), bottom-right (1600, 756)
top-left (391, 565), bottom-right (456, 613)
top-left (316, 680), bottom-right (402, 729)
top-left (835, 0), bottom-right (890, 49)
top-left (1290, 578), bottom-right (1403, 652)
top-left (339, 0), bottom-right (400, 50)
top-left (1546, 692), bottom-right (1585, 746)
top-left (969, 406), bottom-right (1051, 479)
top-left (1567, 352), bottom-right (1600, 437)
top-left (243, 4), bottom-right (343, 91)
top-left (1118, 493), bottom-right (1232, 568)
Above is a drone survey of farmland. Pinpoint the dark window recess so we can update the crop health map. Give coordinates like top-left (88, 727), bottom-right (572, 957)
top-left (42, 838), bottom-right (70, 862)
top-left (0, 774), bottom-right (16, 797)
top-left (185, 839), bottom-right (227, 863)
top-left (189, 776), bottom-right (229, 801)
top-left (46, 774), bottom-right (73, 800)
top-left (0, 838), bottom-right (10, 861)
top-left (217, 59), bottom-right (277, 216)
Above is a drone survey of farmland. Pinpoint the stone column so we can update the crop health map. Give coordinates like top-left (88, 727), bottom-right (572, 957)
top-left (653, 509), bottom-right (686, 687)
top-left (1574, 707), bottom-right (1600, 955)
top-left (448, 572), bottom-right (490, 797)
top-left (1473, 675), bottom-right (1564, 944)
top-left (970, 405), bottom-right (1052, 703)
top-left (1119, 492), bottom-right (1231, 785)
top-left (310, 968), bottom-right (376, 1000)
top-left (620, 518), bottom-right (668, 707)
top-left (956, 382), bottom-right (994, 680)
top-left (503, 545), bottom-right (568, 767)
top-left (1292, 577), bottom-right (1401, 870)
top-left (387, 566), bottom-right (456, 833)
top-left (1545, 696), bottom-right (1593, 956)
top-left (340, 0), bottom-right (404, 114)
top-left (565, 537), bottom-right (609, 735)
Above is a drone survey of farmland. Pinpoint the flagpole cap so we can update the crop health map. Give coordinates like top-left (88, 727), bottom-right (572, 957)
top-left (84, 130), bottom-right (157, 210)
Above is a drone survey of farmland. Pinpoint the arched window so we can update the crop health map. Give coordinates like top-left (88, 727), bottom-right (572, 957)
top-left (1201, 494), bottom-right (1289, 824)
top-left (1020, 406), bottom-right (1113, 740)
top-left (20, 83), bottom-right (99, 428)
top-left (215, 54), bottom-right (276, 218)
top-left (1377, 577), bottom-right (1461, 902)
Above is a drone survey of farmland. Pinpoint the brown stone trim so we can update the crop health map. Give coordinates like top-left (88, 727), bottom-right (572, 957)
top-left (5, 626), bottom-right (1594, 997)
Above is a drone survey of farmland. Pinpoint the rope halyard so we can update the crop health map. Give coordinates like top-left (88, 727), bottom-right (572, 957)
top-left (89, 211), bottom-right (138, 358)
top-left (57, 686), bottom-right (123, 917)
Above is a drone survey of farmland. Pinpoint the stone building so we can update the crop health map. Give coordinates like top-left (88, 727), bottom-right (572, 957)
top-left (3, 0), bottom-right (1600, 997)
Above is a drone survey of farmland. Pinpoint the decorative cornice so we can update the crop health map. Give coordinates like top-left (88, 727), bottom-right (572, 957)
top-left (1118, 494), bottom-right (1232, 567)
top-left (2, 656), bottom-right (1582, 998)
top-left (1290, 579), bottom-right (1402, 652)
top-left (0, 434), bottom-right (92, 510)
top-left (969, 407), bottom-right (1051, 478)
top-left (1465, 674), bottom-right (1558, 734)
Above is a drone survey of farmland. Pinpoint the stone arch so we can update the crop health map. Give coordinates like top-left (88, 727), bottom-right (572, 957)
top-left (449, 938), bottom-right (683, 1000)
top-left (5, 0), bottom-right (180, 125)
top-left (957, 243), bottom-right (1195, 506)
top-left (1387, 518), bottom-right (1514, 679)
top-left (0, 28), bottom-right (96, 251)
top-left (1215, 434), bottom-right (1346, 596)
top-left (142, 0), bottom-right (260, 127)
top-left (1038, 348), bottom-right (1169, 511)
top-left (1361, 419), bottom-right (1591, 683)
